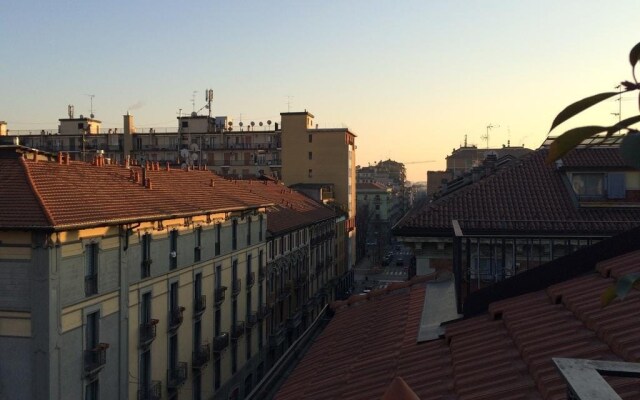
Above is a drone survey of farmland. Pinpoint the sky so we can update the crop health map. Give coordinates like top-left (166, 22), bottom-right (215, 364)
top-left (3, 1), bottom-right (640, 182)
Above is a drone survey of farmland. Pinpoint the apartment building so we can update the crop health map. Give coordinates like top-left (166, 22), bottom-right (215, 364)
top-left (0, 145), bottom-right (275, 400)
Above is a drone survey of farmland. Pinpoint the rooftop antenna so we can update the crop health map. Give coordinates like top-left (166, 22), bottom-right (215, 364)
top-left (481, 124), bottom-right (499, 149)
top-left (191, 91), bottom-right (198, 113)
top-left (464, 134), bottom-right (468, 147)
top-left (286, 95), bottom-right (294, 112)
top-left (205, 89), bottom-right (213, 119)
top-left (85, 94), bottom-right (95, 118)
top-left (68, 104), bottom-right (75, 119)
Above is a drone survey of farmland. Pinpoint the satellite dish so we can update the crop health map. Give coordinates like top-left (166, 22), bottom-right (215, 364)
top-left (202, 152), bottom-right (208, 160)
top-left (259, 122), bottom-right (263, 127)
top-left (190, 143), bottom-right (199, 152)
top-left (90, 113), bottom-right (95, 119)
top-left (239, 122), bottom-right (243, 127)
top-left (250, 121), bottom-right (255, 127)
top-left (267, 120), bottom-right (272, 126)
top-left (191, 153), bottom-right (198, 161)
top-left (228, 121), bottom-right (233, 126)
top-left (180, 148), bottom-right (190, 159)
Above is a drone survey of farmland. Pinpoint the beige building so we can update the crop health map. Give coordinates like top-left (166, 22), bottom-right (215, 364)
top-left (279, 111), bottom-right (357, 268)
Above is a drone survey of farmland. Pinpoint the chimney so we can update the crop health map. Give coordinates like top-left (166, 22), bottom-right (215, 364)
top-left (125, 155), bottom-right (130, 169)
top-left (145, 178), bottom-right (152, 190)
top-left (166, 162), bottom-right (170, 171)
top-left (210, 178), bottom-right (215, 187)
top-left (122, 112), bottom-right (134, 159)
top-left (57, 152), bottom-right (63, 165)
top-left (65, 153), bottom-right (70, 165)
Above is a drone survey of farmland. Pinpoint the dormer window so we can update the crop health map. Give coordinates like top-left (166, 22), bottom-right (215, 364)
top-left (571, 173), bottom-right (604, 197)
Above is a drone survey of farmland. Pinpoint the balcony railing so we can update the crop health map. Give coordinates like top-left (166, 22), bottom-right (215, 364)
top-left (232, 279), bottom-right (242, 297)
top-left (231, 321), bottom-right (246, 340)
top-left (167, 362), bottom-right (188, 389)
top-left (137, 381), bottom-right (161, 400)
top-left (246, 312), bottom-right (258, 329)
top-left (194, 295), bottom-right (206, 317)
top-left (258, 266), bottom-right (266, 282)
top-left (213, 332), bottom-right (229, 354)
top-left (141, 259), bottom-right (152, 279)
top-left (269, 326), bottom-right (285, 348)
top-left (84, 274), bottom-right (98, 296)
top-left (257, 304), bottom-right (271, 321)
top-left (168, 307), bottom-right (185, 331)
top-left (84, 343), bottom-right (108, 374)
top-left (192, 344), bottom-right (211, 369)
top-left (214, 286), bottom-right (227, 307)
top-left (246, 272), bottom-right (255, 290)
top-left (139, 319), bottom-right (159, 347)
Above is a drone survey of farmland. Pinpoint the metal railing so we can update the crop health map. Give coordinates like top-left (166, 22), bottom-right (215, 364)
top-left (137, 380), bottom-right (161, 400)
top-left (213, 332), bottom-right (229, 353)
top-left (232, 279), bottom-right (242, 296)
top-left (194, 295), bottom-right (206, 316)
top-left (169, 307), bottom-right (185, 331)
top-left (246, 272), bottom-right (255, 289)
top-left (192, 344), bottom-right (211, 369)
top-left (215, 286), bottom-right (227, 306)
top-left (83, 343), bottom-right (108, 374)
top-left (167, 362), bottom-right (188, 389)
top-left (139, 320), bottom-right (158, 347)
top-left (231, 321), bottom-right (246, 340)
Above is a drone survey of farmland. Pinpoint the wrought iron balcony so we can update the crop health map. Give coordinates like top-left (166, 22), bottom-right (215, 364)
top-left (213, 332), bottom-right (229, 353)
top-left (139, 319), bottom-right (158, 347)
top-left (269, 326), bottom-right (285, 348)
top-left (232, 279), bottom-right (242, 297)
top-left (167, 362), bottom-right (188, 389)
top-left (246, 312), bottom-right (258, 329)
top-left (192, 344), bottom-right (210, 369)
top-left (137, 380), bottom-right (161, 400)
top-left (231, 321), bottom-right (246, 340)
top-left (257, 304), bottom-right (271, 321)
top-left (168, 306), bottom-right (185, 331)
top-left (258, 266), bottom-right (266, 281)
top-left (193, 295), bottom-right (206, 317)
top-left (287, 311), bottom-right (303, 329)
top-left (214, 286), bottom-right (227, 307)
top-left (246, 272), bottom-right (255, 289)
top-left (84, 343), bottom-right (108, 375)
top-left (84, 274), bottom-right (98, 296)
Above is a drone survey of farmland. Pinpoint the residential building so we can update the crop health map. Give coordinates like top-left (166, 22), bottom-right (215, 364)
top-left (274, 226), bottom-right (640, 399)
top-left (279, 111), bottom-right (357, 270)
top-left (394, 141), bottom-right (640, 312)
top-left (356, 182), bottom-right (394, 261)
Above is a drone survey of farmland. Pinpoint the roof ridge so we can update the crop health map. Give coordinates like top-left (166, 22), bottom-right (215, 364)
top-left (21, 158), bottom-right (55, 227)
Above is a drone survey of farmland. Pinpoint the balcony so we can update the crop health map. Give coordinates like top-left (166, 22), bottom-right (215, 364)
top-left (168, 306), bottom-right (185, 331)
top-left (287, 311), bottom-right (303, 330)
top-left (139, 319), bottom-right (159, 347)
top-left (246, 312), bottom-right (258, 329)
top-left (213, 332), bottom-right (229, 354)
top-left (269, 326), bottom-right (285, 348)
top-left (214, 286), bottom-right (227, 307)
top-left (231, 321), bottom-right (246, 341)
top-left (257, 304), bottom-right (271, 321)
top-left (258, 266), bottom-right (266, 282)
top-left (246, 272), bottom-right (256, 290)
top-left (232, 279), bottom-right (242, 297)
top-left (192, 344), bottom-right (211, 369)
top-left (193, 295), bottom-right (206, 317)
top-left (84, 343), bottom-right (109, 375)
top-left (167, 362), bottom-right (188, 389)
top-left (84, 274), bottom-right (98, 296)
top-left (137, 381), bottom-right (161, 400)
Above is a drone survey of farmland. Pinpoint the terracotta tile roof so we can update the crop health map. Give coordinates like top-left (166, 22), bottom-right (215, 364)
top-left (276, 247), bottom-right (640, 399)
top-left (357, 182), bottom-right (388, 191)
top-left (0, 150), bottom-right (271, 230)
top-left (394, 147), bottom-right (640, 236)
top-left (237, 180), bottom-right (336, 235)
top-left (560, 147), bottom-right (630, 169)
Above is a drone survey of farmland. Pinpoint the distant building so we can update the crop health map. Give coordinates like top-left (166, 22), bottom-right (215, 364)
top-left (356, 182), bottom-right (394, 261)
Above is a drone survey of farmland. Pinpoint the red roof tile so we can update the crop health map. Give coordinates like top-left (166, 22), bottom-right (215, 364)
top-left (0, 149), bottom-right (272, 230)
top-left (276, 245), bottom-right (640, 399)
top-left (395, 147), bottom-right (640, 236)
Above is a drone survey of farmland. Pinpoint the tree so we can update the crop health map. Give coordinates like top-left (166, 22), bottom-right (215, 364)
top-left (547, 41), bottom-right (640, 305)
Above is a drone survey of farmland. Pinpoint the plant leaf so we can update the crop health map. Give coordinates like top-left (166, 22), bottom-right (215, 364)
top-left (629, 42), bottom-right (640, 68)
top-left (546, 126), bottom-right (607, 163)
top-left (601, 285), bottom-right (617, 306)
top-left (606, 114), bottom-right (640, 136)
top-left (615, 272), bottom-right (640, 300)
top-left (549, 92), bottom-right (621, 133)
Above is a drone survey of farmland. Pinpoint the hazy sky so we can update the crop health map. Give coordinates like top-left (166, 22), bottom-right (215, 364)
top-left (3, 1), bottom-right (640, 181)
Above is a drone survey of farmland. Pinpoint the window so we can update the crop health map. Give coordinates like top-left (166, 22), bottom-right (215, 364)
top-left (139, 350), bottom-right (151, 398)
top-left (181, 121), bottom-right (188, 128)
top-left (86, 311), bottom-right (99, 351)
top-left (215, 223), bottom-right (221, 256)
top-left (194, 227), bottom-right (202, 262)
top-left (85, 380), bottom-right (99, 400)
top-left (232, 220), bottom-right (238, 251)
top-left (308, 134), bottom-right (312, 143)
top-left (308, 151), bottom-right (312, 160)
top-left (141, 233), bottom-right (152, 278)
top-left (85, 243), bottom-right (98, 296)
top-left (169, 230), bottom-right (178, 269)
top-left (247, 217), bottom-right (252, 246)
top-left (308, 169), bottom-right (313, 178)
top-left (231, 342), bottom-right (238, 374)
top-left (572, 173), bottom-right (604, 197)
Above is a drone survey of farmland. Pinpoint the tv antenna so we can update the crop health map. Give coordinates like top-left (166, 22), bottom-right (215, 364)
top-left (481, 124), bottom-right (499, 149)
top-left (84, 94), bottom-right (95, 118)
top-left (191, 91), bottom-right (198, 113)
top-left (205, 89), bottom-right (213, 119)
top-left (286, 96), bottom-right (294, 112)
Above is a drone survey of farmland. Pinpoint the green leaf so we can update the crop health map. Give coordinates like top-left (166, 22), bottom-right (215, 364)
top-left (601, 285), bottom-right (617, 306)
top-left (546, 126), bottom-right (607, 163)
top-left (629, 42), bottom-right (640, 68)
top-left (606, 114), bottom-right (640, 135)
top-left (549, 92), bottom-right (621, 133)
top-left (615, 272), bottom-right (640, 300)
